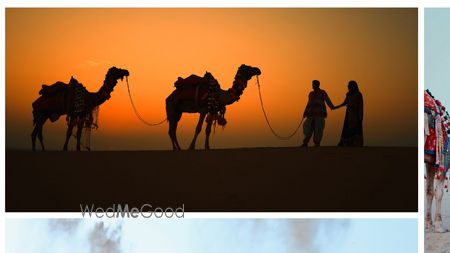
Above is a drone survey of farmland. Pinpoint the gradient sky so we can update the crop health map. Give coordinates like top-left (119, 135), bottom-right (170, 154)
top-left (6, 219), bottom-right (417, 253)
top-left (425, 8), bottom-right (450, 108)
top-left (6, 8), bottom-right (418, 150)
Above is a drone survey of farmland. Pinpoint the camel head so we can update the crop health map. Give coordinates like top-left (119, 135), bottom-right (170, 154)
top-left (106, 66), bottom-right (130, 83)
top-left (237, 64), bottom-right (261, 81)
top-left (233, 64), bottom-right (261, 93)
top-left (100, 66), bottom-right (130, 99)
top-left (222, 64), bottom-right (261, 105)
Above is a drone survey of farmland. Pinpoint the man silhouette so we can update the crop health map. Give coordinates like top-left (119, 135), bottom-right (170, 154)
top-left (301, 80), bottom-right (336, 147)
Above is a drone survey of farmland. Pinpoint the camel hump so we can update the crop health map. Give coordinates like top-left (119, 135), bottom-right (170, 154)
top-left (39, 81), bottom-right (68, 96)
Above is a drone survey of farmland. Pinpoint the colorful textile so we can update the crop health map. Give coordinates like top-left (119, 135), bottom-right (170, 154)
top-left (425, 90), bottom-right (449, 176)
top-left (425, 91), bottom-right (442, 155)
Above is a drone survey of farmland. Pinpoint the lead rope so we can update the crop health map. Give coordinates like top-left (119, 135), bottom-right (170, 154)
top-left (126, 77), bottom-right (167, 126)
top-left (256, 76), bottom-right (304, 140)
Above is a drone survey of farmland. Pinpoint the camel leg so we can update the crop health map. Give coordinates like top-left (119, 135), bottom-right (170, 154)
top-left (205, 119), bottom-right (213, 150)
top-left (174, 126), bottom-right (182, 150)
top-left (168, 119), bottom-right (177, 150)
top-left (168, 113), bottom-right (182, 150)
top-left (31, 123), bottom-right (40, 151)
top-left (166, 97), bottom-right (182, 151)
top-left (31, 116), bottom-right (47, 151)
top-left (426, 163), bottom-right (436, 232)
top-left (37, 122), bottom-right (45, 151)
top-left (63, 117), bottom-right (76, 151)
top-left (76, 118), bottom-right (84, 151)
top-left (188, 112), bottom-right (206, 150)
top-left (435, 170), bottom-right (448, 233)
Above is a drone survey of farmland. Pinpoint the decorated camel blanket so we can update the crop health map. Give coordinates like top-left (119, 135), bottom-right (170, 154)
top-left (425, 90), bottom-right (450, 174)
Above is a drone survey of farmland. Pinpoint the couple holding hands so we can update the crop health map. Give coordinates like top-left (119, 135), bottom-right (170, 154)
top-left (301, 80), bottom-right (364, 147)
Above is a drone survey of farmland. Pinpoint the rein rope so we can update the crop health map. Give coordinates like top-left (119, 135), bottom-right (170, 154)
top-left (126, 77), bottom-right (167, 126)
top-left (256, 76), bottom-right (304, 140)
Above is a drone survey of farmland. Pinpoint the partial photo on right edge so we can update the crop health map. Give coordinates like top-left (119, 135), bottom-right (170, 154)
top-left (425, 7), bottom-right (450, 253)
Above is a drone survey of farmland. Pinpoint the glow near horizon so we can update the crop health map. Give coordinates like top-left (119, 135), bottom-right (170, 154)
top-left (6, 219), bottom-right (417, 253)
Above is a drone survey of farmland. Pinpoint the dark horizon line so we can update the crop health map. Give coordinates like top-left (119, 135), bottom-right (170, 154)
top-left (5, 145), bottom-right (418, 152)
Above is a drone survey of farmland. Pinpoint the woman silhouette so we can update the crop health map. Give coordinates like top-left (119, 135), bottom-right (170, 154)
top-left (335, 80), bottom-right (364, 146)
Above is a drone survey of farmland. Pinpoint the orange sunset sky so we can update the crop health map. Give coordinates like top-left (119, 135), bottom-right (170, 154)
top-left (6, 8), bottom-right (417, 150)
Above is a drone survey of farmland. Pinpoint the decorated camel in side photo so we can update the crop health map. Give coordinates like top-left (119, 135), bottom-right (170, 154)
top-left (31, 66), bottom-right (130, 151)
top-left (165, 64), bottom-right (261, 150)
top-left (425, 89), bottom-right (450, 233)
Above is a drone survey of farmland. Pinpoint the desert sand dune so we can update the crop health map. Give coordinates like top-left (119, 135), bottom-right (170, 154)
top-left (6, 146), bottom-right (416, 212)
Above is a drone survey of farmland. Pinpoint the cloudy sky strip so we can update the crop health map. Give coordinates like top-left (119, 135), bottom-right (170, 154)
top-left (6, 219), bottom-right (417, 253)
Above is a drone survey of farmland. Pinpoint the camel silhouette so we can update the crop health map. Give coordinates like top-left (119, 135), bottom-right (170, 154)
top-left (31, 67), bottom-right (129, 151)
top-left (165, 64), bottom-right (261, 150)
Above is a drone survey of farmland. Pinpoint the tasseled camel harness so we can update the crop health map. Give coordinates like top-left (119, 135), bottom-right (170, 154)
top-left (68, 82), bottom-right (99, 130)
top-left (425, 90), bottom-right (450, 180)
top-left (206, 79), bottom-right (227, 128)
top-left (204, 72), bottom-right (250, 129)
top-left (73, 84), bottom-right (87, 114)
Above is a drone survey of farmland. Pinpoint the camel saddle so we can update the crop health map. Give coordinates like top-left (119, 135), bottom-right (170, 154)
top-left (174, 74), bottom-right (211, 90)
top-left (172, 73), bottom-right (220, 107)
top-left (39, 81), bottom-right (68, 96)
top-left (33, 80), bottom-right (87, 120)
